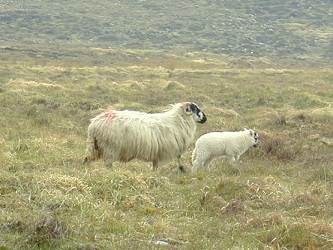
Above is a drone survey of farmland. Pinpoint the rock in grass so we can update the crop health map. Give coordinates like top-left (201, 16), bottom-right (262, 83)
top-left (320, 137), bottom-right (333, 146)
top-left (154, 240), bottom-right (169, 246)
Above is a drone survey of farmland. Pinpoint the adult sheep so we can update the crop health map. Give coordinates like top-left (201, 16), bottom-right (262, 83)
top-left (83, 102), bottom-right (207, 171)
top-left (192, 128), bottom-right (259, 173)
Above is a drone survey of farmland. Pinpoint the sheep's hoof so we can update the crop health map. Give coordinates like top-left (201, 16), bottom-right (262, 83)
top-left (83, 157), bottom-right (89, 164)
top-left (178, 165), bottom-right (186, 173)
top-left (105, 163), bottom-right (113, 168)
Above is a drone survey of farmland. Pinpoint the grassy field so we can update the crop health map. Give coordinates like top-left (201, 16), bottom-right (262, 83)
top-left (0, 46), bottom-right (332, 249)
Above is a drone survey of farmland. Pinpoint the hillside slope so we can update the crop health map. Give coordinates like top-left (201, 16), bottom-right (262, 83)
top-left (0, 0), bottom-right (332, 62)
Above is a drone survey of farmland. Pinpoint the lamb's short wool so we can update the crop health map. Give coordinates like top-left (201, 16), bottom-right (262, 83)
top-left (192, 128), bottom-right (259, 173)
top-left (83, 102), bottom-right (207, 170)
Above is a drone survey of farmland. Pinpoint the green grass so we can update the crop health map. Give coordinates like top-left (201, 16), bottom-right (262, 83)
top-left (0, 46), bottom-right (332, 249)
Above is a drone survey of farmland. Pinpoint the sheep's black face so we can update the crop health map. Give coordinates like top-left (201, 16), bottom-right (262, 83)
top-left (189, 103), bottom-right (207, 124)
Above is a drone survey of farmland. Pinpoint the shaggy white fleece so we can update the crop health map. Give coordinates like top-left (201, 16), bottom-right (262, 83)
top-left (84, 102), bottom-right (207, 170)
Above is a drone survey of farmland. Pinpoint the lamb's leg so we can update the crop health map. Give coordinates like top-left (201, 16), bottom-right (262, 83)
top-left (204, 157), bottom-right (214, 170)
top-left (229, 156), bottom-right (237, 165)
top-left (235, 155), bottom-right (240, 161)
top-left (192, 154), bottom-right (209, 174)
top-left (192, 159), bottom-right (202, 174)
top-left (153, 160), bottom-right (158, 171)
top-left (177, 155), bottom-right (186, 173)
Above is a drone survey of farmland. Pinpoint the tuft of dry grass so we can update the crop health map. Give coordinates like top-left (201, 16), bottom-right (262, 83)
top-left (27, 214), bottom-right (68, 248)
top-left (256, 131), bottom-right (301, 161)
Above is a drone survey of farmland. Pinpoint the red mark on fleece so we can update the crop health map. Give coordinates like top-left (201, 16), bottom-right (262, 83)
top-left (103, 111), bottom-right (117, 122)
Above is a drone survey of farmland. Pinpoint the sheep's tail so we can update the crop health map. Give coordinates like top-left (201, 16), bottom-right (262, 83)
top-left (83, 135), bottom-right (101, 164)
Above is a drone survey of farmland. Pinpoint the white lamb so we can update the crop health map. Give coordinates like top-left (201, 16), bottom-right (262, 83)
top-left (192, 128), bottom-right (259, 173)
top-left (83, 102), bottom-right (207, 171)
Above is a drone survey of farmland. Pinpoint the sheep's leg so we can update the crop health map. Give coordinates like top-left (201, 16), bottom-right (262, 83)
top-left (83, 156), bottom-right (90, 164)
top-left (153, 160), bottom-right (158, 171)
top-left (83, 154), bottom-right (97, 165)
top-left (82, 148), bottom-right (94, 165)
top-left (177, 155), bottom-right (186, 173)
top-left (104, 154), bottom-right (114, 168)
top-left (103, 147), bottom-right (115, 168)
top-left (105, 159), bottom-right (113, 168)
top-left (83, 137), bottom-right (102, 165)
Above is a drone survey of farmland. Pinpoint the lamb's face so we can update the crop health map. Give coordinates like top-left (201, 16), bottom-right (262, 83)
top-left (184, 102), bottom-right (207, 124)
top-left (248, 129), bottom-right (259, 147)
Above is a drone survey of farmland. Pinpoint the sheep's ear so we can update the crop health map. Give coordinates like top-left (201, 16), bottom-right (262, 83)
top-left (242, 128), bottom-right (248, 131)
top-left (249, 130), bottom-right (253, 136)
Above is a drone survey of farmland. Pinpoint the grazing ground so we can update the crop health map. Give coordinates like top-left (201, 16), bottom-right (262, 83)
top-left (0, 46), bottom-right (332, 249)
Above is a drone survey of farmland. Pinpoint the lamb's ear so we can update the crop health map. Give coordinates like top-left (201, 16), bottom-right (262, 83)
top-left (242, 128), bottom-right (248, 131)
top-left (249, 130), bottom-right (253, 136)
top-left (183, 102), bottom-right (192, 114)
